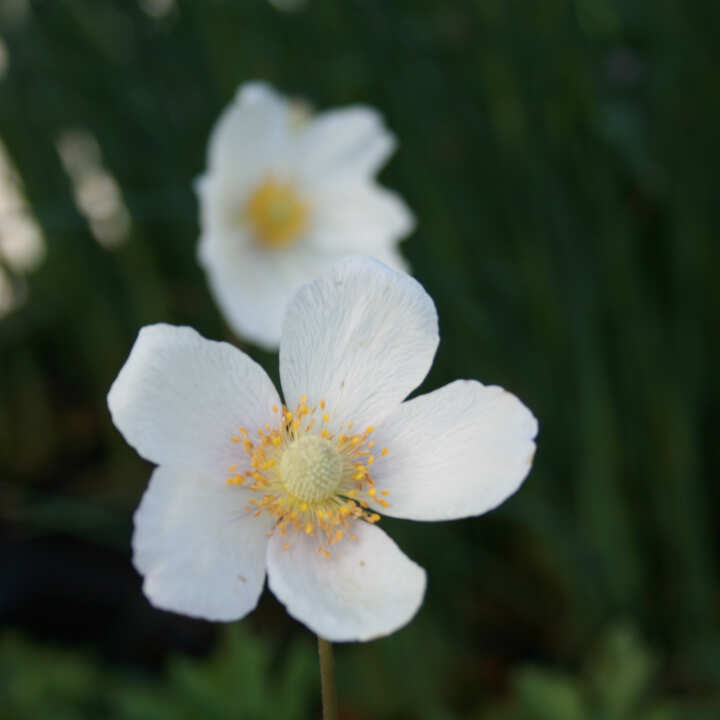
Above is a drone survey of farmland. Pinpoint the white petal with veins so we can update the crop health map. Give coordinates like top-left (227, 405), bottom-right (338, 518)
top-left (267, 520), bottom-right (426, 641)
top-left (134, 465), bottom-right (273, 621)
top-left (373, 380), bottom-right (538, 520)
top-left (108, 324), bottom-right (280, 474)
top-left (280, 256), bottom-right (438, 430)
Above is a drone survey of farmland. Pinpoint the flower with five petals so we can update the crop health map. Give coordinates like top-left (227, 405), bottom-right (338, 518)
top-left (108, 257), bottom-right (537, 641)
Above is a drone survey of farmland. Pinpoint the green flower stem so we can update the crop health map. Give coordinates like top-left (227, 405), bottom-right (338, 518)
top-left (317, 635), bottom-right (338, 720)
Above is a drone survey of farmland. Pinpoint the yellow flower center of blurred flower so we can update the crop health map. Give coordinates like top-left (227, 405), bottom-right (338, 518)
top-left (245, 177), bottom-right (308, 249)
top-left (227, 396), bottom-right (390, 557)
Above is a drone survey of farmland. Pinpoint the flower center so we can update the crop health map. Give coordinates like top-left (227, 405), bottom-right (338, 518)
top-left (227, 396), bottom-right (390, 557)
top-left (244, 176), bottom-right (308, 250)
top-left (280, 435), bottom-right (344, 502)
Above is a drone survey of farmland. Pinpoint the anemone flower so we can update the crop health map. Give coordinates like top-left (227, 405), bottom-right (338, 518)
top-left (108, 257), bottom-right (537, 641)
top-left (196, 82), bottom-right (414, 349)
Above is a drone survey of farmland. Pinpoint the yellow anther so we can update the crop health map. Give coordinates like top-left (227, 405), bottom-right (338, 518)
top-left (245, 177), bottom-right (308, 249)
top-left (381, 448), bottom-right (389, 457)
top-left (228, 393), bottom-right (388, 549)
top-left (282, 542), bottom-right (290, 550)
top-left (231, 435), bottom-right (240, 443)
top-left (381, 489), bottom-right (390, 496)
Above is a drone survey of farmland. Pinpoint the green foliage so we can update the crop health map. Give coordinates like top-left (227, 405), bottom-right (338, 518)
top-left (116, 626), bottom-right (316, 720)
top-left (1, 627), bottom-right (316, 720)
top-left (1, 633), bottom-right (107, 720)
top-left (484, 626), bottom-right (720, 720)
top-left (3, 625), bottom-right (720, 719)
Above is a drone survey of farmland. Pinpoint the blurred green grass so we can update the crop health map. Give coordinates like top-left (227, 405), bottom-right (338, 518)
top-left (1, 0), bottom-right (719, 717)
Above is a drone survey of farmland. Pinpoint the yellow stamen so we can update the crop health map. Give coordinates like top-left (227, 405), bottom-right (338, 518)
top-left (225, 396), bottom-right (390, 555)
top-left (245, 177), bottom-right (308, 250)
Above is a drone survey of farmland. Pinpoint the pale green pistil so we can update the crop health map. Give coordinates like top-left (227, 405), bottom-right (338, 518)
top-left (279, 435), bottom-right (344, 503)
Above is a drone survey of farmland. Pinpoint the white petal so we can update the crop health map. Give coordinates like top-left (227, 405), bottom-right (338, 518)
top-left (306, 182), bottom-right (415, 252)
top-left (207, 81), bottom-right (291, 190)
top-left (297, 107), bottom-right (396, 185)
top-left (279, 256), bottom-right (439, 429)
top-left (267, 522), bottom-right (426, 641)
top-left (108, 324), bottom-right (280, 473)
top-left (133, 465), bottom-right (273, 621)
top-left (199, 241), bottom-right (329, 350)
top-left (372, 380), bottom-right (538, 521)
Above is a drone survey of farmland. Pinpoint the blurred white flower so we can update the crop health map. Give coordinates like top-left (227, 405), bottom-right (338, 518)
top-left (108, 257), bottom-right (537, 641)
top-left (56, 129), bottom-right (132, 249)
top-left (196, 82), bottom-right (414, 349)
top-left (0, 136), bottom-right (45, 318)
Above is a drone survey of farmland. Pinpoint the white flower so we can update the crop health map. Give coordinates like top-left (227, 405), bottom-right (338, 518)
top-left (108, 257), bottom-right (537, 642)
top-left (195, 81), bottom-right (414, 349)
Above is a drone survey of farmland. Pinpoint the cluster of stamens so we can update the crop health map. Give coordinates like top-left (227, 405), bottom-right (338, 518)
top-left (244, 176), bottom-right (308, 250)
top-left (226, 396), bottom-right (390, 558)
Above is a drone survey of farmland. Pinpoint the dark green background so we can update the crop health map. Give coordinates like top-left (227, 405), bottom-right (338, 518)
top-left (1, 0), bottom-right (718, 717)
